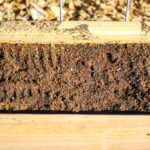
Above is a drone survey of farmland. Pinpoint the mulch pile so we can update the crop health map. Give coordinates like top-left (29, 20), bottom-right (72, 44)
top-left (0, 0), bottom-right (150, 21)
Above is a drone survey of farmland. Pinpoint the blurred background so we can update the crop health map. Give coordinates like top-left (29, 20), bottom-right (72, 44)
top-left (0, 0), bottom-right (149, 21)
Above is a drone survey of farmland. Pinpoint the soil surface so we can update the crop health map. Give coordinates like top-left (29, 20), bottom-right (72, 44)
top-left (0, 43), bottom-right (150, 112)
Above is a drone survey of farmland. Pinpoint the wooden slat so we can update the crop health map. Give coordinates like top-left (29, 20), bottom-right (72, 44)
top-left (0, 115), bottom-right (150, 150)
top-left (0, 21), bottom-right (150, 44)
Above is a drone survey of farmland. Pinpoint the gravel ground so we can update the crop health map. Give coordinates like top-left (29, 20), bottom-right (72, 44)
top-left (0, 0), bottom-right (149, 21)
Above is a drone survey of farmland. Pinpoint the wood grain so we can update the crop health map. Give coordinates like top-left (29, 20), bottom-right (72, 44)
top-left (0, 21), bottom-right (150, 44)
top-left (0, 22), bottom-right (150, 149)
top-left (0, 114), bottom-right (150, 150)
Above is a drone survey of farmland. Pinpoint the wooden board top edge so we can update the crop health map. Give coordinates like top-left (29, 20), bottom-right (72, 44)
top-left (0, 21), bottom-right (150, 44)
top-left (0, 114), bottom-right (150, 119)
top-left (0, 114), bottom-right (150, 150)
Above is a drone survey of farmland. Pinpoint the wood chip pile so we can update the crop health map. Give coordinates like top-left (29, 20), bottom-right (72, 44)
top-left (0, 0), bottom-right (149, 21)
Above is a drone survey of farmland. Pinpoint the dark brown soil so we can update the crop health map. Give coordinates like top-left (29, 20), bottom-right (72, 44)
top-left (0, 43), bottom-right (150, 112)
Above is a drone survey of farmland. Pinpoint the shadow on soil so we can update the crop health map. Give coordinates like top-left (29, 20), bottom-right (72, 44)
top-left (0, 110), bottom-right (149, 115)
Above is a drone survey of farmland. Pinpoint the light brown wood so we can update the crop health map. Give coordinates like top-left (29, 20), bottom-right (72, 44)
top-left (0, 22), bottom-right (150, 149)
top-left (0, 21), bottom-right (150, 44)
top-left (0, 114), bottom-right (150, 150)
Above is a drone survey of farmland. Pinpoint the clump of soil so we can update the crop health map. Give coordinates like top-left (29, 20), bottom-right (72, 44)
top-left (0, 43), bottom-right (149, 112)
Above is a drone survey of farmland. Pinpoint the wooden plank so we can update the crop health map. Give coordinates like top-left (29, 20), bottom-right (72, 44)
top-left (0, 114), bottom-right (150, 150)
top-left (0, 21), bottom-right (150, 44)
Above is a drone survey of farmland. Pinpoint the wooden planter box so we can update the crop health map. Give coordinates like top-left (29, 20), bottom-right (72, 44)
top-left (0, 21), bottom-right (150, 150)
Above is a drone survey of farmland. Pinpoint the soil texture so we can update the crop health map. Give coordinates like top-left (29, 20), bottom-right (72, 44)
top-left (0, 43), bottom-right (150, 112)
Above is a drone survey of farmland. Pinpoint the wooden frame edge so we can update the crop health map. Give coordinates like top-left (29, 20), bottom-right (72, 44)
top-left (0, 21), bottom-right (150, 44)
top-left (0, 114), bottom-right (150, 150)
